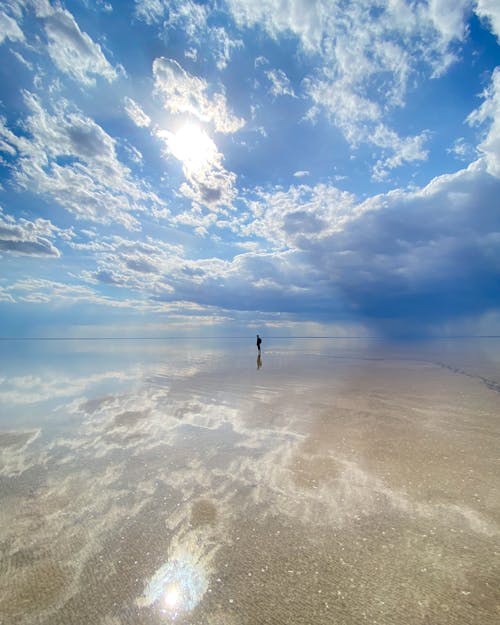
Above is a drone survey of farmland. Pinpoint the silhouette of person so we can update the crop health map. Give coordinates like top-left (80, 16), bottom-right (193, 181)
top-left (256, 334), bottom-right (262, 353)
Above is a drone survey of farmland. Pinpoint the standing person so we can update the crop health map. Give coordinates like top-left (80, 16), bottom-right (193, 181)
top-left (256, 334), bottom-right (262, 353)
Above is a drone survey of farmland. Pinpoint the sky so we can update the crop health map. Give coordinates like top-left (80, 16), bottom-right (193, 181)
top-left (0, 0), bottom-right (499, 338)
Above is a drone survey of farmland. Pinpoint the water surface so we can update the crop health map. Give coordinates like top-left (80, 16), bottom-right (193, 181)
top-left (1, 337), bottom-right (499, 624)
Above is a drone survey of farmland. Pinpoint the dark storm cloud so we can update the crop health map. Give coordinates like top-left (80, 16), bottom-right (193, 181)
top-left (296, 163), bottom-right (500, 325)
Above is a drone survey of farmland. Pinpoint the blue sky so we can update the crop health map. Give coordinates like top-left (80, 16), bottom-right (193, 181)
top-left (0, 0), bottom-right (499, 338)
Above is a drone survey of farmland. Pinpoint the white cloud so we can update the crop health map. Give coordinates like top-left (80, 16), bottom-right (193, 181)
top-left (11, 49), bottom-right (33, 69)
top-left (210, 26), bottom-right (243, 70)
top-left (136, 4), bottom-right (245, 74)
top-left (226, 0), bottom-right (471, 175)
top-left (134, 0), bottom-right (165, 23)
top-left (447, 137), bottom-right (476, 161)
top-left (171, 206), bottom-right (218, 236)
top-left (293, 170), bottom-right (309, 178)
top-left (371, 125), bottom-right (429, 180)
top-left (241, 183), bottom-right (358, 249)
top-left (73, 228), bottom-right (325, 311)
top-left (0, 286), bottom-right (15, 303)
top-left (306, 81), bottom-right (430, 177)
top-left (124, 142), bottom-right (144, 165)
top-left (136, 0), bottom-right (244, 79)
top-left (177, 157), bottom-right (237, 213)
top-left (5, 276), bottom-right (184, 311)
top-left (428, 0), bottom-right (472, 44)
top-left (78, 235), bottom-right (185, 292)
top-left (265, 68), bottom-right (296, 98)
top-left (0, 92), bottom-right (163, 229)
top-left (0, 207), bottom-right (70, 257)
top-left (475, 0), bottom-right (500, 42)
top-left (467, 67), bottom-right (500, 178)
top-left (123, 97), bottom-right (151, 128)
top-left (0, 10), bottom-right (25, 44)
top-left (44, 7), bottom-right (118, 85)
top-left (153, 57), bottom-right (245, 134)
top-left (184, 47), bottom-right (197, 61)
top-left (135, 0), bottom-right (208, 36)
top-left (305, 77), bottom-right (381, 138)
top-left (225, 0), bottom-right (471, 59)
top-left (21, 0), bottom-right (52, 18)
top-left (7, 278), bottom-right (112, 305)
top-left (226, 0), bottom-right (329, 52)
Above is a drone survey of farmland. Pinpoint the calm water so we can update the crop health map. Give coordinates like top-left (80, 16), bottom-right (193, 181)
top-left (0, 337), bottom-right (499, 625)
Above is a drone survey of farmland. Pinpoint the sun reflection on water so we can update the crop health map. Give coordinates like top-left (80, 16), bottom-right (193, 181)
top-left (164, 584), bottom-right (181, 608)
top-left (138, 549), bottom-right (208, 620)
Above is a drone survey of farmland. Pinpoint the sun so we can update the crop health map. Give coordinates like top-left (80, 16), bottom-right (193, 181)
top-left (167, 123), bottom-right (217, 173)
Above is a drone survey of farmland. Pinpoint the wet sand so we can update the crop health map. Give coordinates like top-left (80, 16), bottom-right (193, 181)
top-left (0, 338), bottom-right (499, 624)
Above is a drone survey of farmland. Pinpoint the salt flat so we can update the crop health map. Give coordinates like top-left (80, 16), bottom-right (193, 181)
top-left (0, 338), bottom-right (499, 625)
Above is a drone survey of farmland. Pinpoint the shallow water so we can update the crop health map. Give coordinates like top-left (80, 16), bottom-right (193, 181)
top-left (0, 337), bottom-right (499, 625)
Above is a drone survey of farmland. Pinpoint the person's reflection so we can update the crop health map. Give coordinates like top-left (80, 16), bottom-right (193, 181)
top-left (257, 353), bottom-right (262, 370)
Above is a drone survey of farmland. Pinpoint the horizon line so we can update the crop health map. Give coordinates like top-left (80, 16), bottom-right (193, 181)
top-left (1, 335), bottom-right (500, 341)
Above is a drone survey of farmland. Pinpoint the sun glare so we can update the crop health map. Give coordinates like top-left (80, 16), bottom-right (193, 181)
top-left (168, 123), bottom-right (217, 173)
top-left (138, 549), bottom-right (208, 618)
top-left (164, 584), bottom-right (181, 608)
